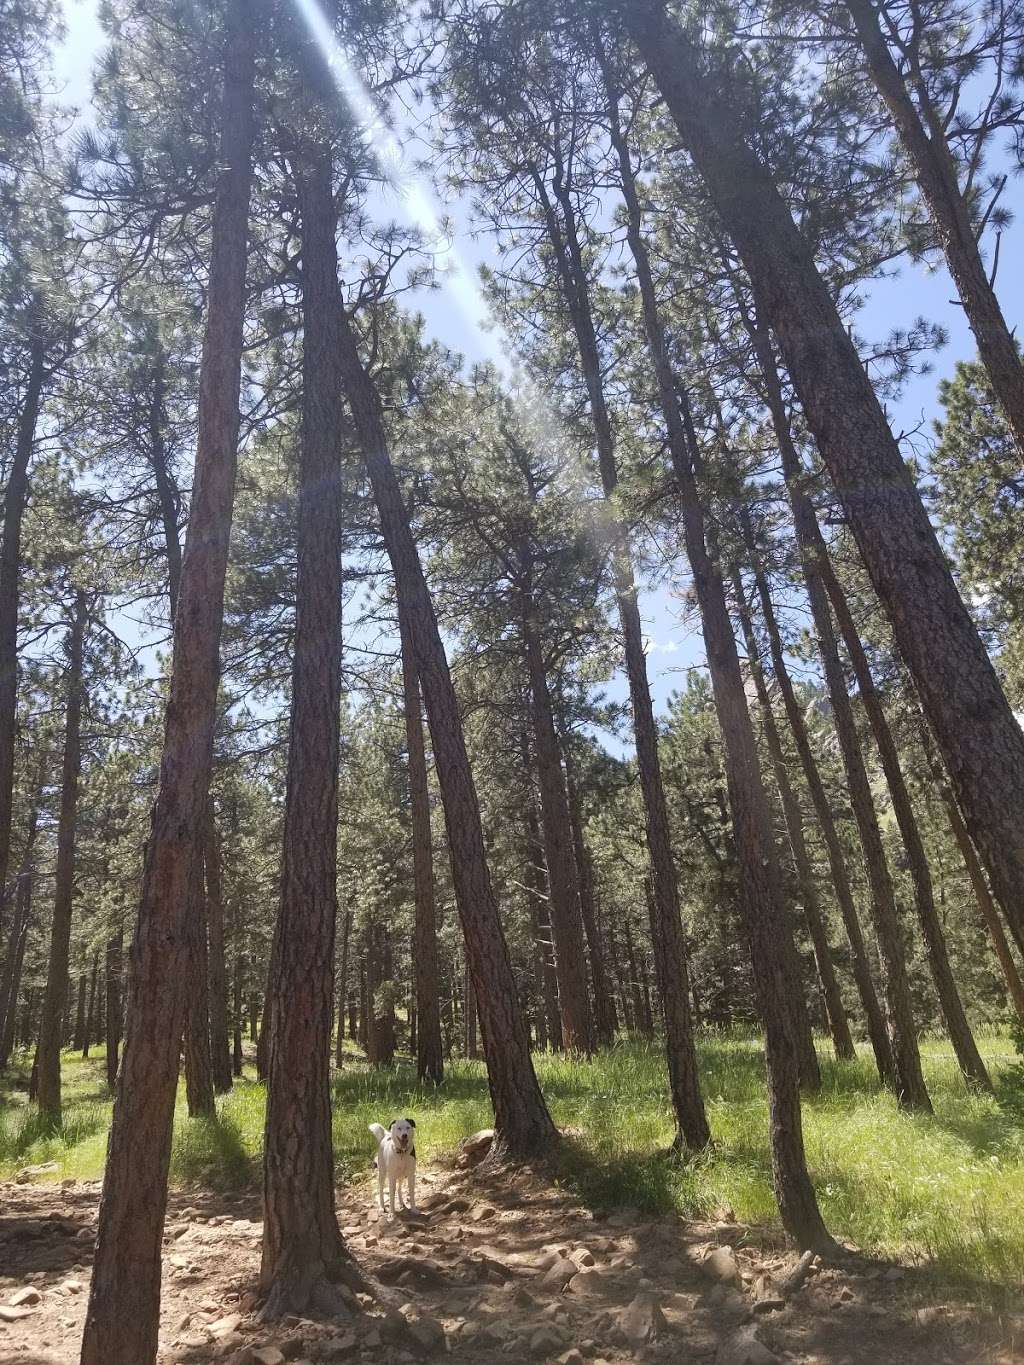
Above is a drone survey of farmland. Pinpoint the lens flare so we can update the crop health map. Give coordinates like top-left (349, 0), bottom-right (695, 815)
top-left (291, 0), bottom-right (513, 380)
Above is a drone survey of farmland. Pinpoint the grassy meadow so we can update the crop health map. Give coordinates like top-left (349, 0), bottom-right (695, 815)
top-left (2, 1033), bottom-right (1023, 1302)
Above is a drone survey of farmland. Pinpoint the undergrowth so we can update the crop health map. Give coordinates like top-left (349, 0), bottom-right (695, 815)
top-left (2, 1032), bottom-right (1022, 1301)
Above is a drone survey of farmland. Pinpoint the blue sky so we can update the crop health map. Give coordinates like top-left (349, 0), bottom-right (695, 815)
top-left (50, 0), bottom-right (1024, 729)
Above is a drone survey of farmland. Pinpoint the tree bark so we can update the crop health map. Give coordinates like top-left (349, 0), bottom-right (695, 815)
top-left (37, 589), bottom-right (87, 1127)
top-left (0, 868), bottom-right (33, 1068)
top-left (259, 146), bottom-right (357, 1319)
top-left (80, 4), bottom-right (256, 1355)
top-left (522, 606), bottom-right (593, 1054)
top-left (562, 744), bottom-right (616, 1044)
top-left (820, 566), bottom-right (991, 1089)
top-left (74, 972), bottom-right (88, 1055)
top-left (731, 568), bottom-right (856, 1061)
top-left (399, 608), bottom-right (444, 1084)
top-left (0, 333), bottom-right (45, 941)
top-left (184, 857), bottom-right (215, 1119)
top-left (335, 906), bottom-right (352, 1070)
top-left (205, 807), bottom-right (232, 1092)
top-left (105, 925), bottom-right (123, 1093)
top-left (742, 515), bottom-right (930, 1112)
top-left (83, 954), bottom-right (99, 1059)
top-left (842, 0), bottom-right (1024, 457)
top-left (624, 0), bottom-right (1024, 960)
top-left (917, 722), bottom-right (1024, 1019)
top-left (336, 307), bottom-right (557, 1161)
top-left (531, 154), bottom-right (709, 1153)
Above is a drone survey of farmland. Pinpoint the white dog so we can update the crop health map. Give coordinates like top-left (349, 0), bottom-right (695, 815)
top-left (369, 1117), bottom-right (417, 1217)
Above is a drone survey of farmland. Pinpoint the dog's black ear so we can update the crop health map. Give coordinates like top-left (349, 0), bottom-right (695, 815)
top-left (389, 1118), bottom-right (398, 1129)
top-left (406, 1117), bottom-right (416, 1127)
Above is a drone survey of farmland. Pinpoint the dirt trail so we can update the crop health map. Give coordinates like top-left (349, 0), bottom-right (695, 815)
top-left (0, 1144), bottom-right (1020, 1364)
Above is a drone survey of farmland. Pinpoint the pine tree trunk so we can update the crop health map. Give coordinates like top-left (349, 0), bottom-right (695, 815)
top-left (73, 972), bottom-right (87, 1055)
top-left (731, 569), bottom-right (856, 1062)
top-left (399, 609), bottom-right (444, 1084)
top-left (336, 307), bottom-right (557, 1161)
top-left (233, 947), bottom-right (245, 1076)
top-left (743, 517), bottom-right (930, 1112)
top-left (205, 808), bottom-right (232, 1093)
top-left (563, 745), bottom-right (616, 1044)
top-left (743, 540), bottom-right (894, 1081)
top-left (532, 157), bottom-right (709, 1153)
top-left (0, 868), bottom-right (32, 1068)
top-left (335, 907), bottom-right (352, 1069)
top-left (184, 859), bottom-right (215, 1119)
top-left (624, 0), bottom-right (1024, 960)
top-left (105, 925), bottom-right (123, 1092)
top-left (842, 0), bottom-right (1024, 457)
top-left (0, 333), bottom-right (45, 939)
top-left (523, 787), bottom-right (562, 1052)
top-left (83, 954), bottom-right (99, 1059)
top-left (80, 5), bottom-right (256, 1355)
top-left (259, 146), bottom-right (357, 1319)
top-left (37, 589), bottom-right (87, 1128)
top-left (918, 725), bottom-right (1024, 1019)
top-left (820, 566), bottom-right (991, 1089)
top-left (464, 961), bottom-right (478, 1060)
top-left (522, 608), bottom-right (593, 1053)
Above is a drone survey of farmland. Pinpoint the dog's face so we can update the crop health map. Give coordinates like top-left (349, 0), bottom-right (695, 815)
top-left (389, 1117), bottom-right (416, 1153)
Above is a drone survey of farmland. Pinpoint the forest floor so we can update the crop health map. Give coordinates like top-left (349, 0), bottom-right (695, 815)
top-left (1, 1036), bottom-right (1023, 1362)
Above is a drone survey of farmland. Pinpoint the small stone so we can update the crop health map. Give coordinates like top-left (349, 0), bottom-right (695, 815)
top-left (321, 1330), bottom-right (359, 1359)
top-left (252, 1349), bottom-right (286, 1365)
top-left (404, 1312), bottom-right (446, 1354)
top-left (618, 1291), bottom-right (667, 1345)
top-left (457, 1129), bottom-right (495, 1167)
top-left (0, 1304), bottom-right (36, 1322)
top-left (62, 1278), bottom-right (85, 1295)
top-left (540, 1256), bottom-right (579, 1291)
top-left (210, 1314), bottom-right (243, 1339)
top-left (9, 1286), bottom-right (42, 1306)
top-left (715, 1324), bottom-right (780, 1365)
top-left (569, 1247), bottom-right (595, 1269)
top-left (703, 1246), bottom-right (741, 1287)
top-left (471, 1205), bottom-right (497, 1222)
top-left (530, 1324), bottom-right (570, 1357)
top-left (558, 1352), bottom-right (585, 1365)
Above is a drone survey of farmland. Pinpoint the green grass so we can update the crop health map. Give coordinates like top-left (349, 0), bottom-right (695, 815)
top-left (2, 1033), bottom-right (1023, 1301)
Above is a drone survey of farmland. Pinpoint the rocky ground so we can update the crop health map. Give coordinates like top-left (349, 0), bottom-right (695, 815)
top-left (1, 1137), bottom-right (1021, 1364)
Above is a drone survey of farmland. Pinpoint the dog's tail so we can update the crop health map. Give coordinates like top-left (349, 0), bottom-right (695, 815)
top-left (368, 1122), bottom-right (387, 1145)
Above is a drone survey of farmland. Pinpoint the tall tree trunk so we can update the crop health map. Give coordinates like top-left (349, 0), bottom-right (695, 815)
top-left (73, 972), bottom-right (88, 1055)
top-left (623, 0), bottom-right (1024, 959)
top-left (335, 906), bottom-right (352, 1069)
top-left (205, 807), bottom-right (232, 1093)
top-left (464, 960), bottom-right (478, 1060)
top-left (335, 308), bottom-right (557, 1161)
top-left (83, 954), bottom-right (99, 1059)
top-left (562, 744), bottom-right (616, 1044)
top-left (148, 345), bottom-right (183, 616)
top-left (602, 68), bottom-right (835, 1246)
top-left (742, 516), bottom-right (930, 1112)
top-left (523, 783), bottom-right (562, 1052)
top-left (105, 924), bottom-right (123, 1092)
top-left (37, 589), bottom-right (87, 1127)
top-left (522, 606), bottom-right (593, 1054)
top-left (233, 946), bottom-right (245, 1076)
top-left (842, 0), bottom-right (1024, 457)
top-left (747, 544), bottom-right (893, 1081)
top-left (0, 332), bottom-right (45, 938)
top-left (731, 569), bottom-right (856, 1061)
top-left (0, 868), bottom-right (33, 1068)
top-left (820, 565), bottom-right (991, 1089)
top-left (531, 156), bottom-right (709, 1153)
top-left (918, 724), bottom-right (1024, 1019)
top-left (184, 859), bottom-right (215, 1119)
top-left (80, 5), bottom-right (256, 1356)
top-left (399, 609), bottom-right (444, 1084)
top-left (259, 146), bottom-right (357, 1319)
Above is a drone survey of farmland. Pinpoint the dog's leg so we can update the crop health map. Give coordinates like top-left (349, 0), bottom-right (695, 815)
top-left (396, 1170), bottom-right (407, 1213)
top-left (387, 1168), bottom-right (397, 1220)
top-left (407, 1164), bottom-right (417, 1213)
